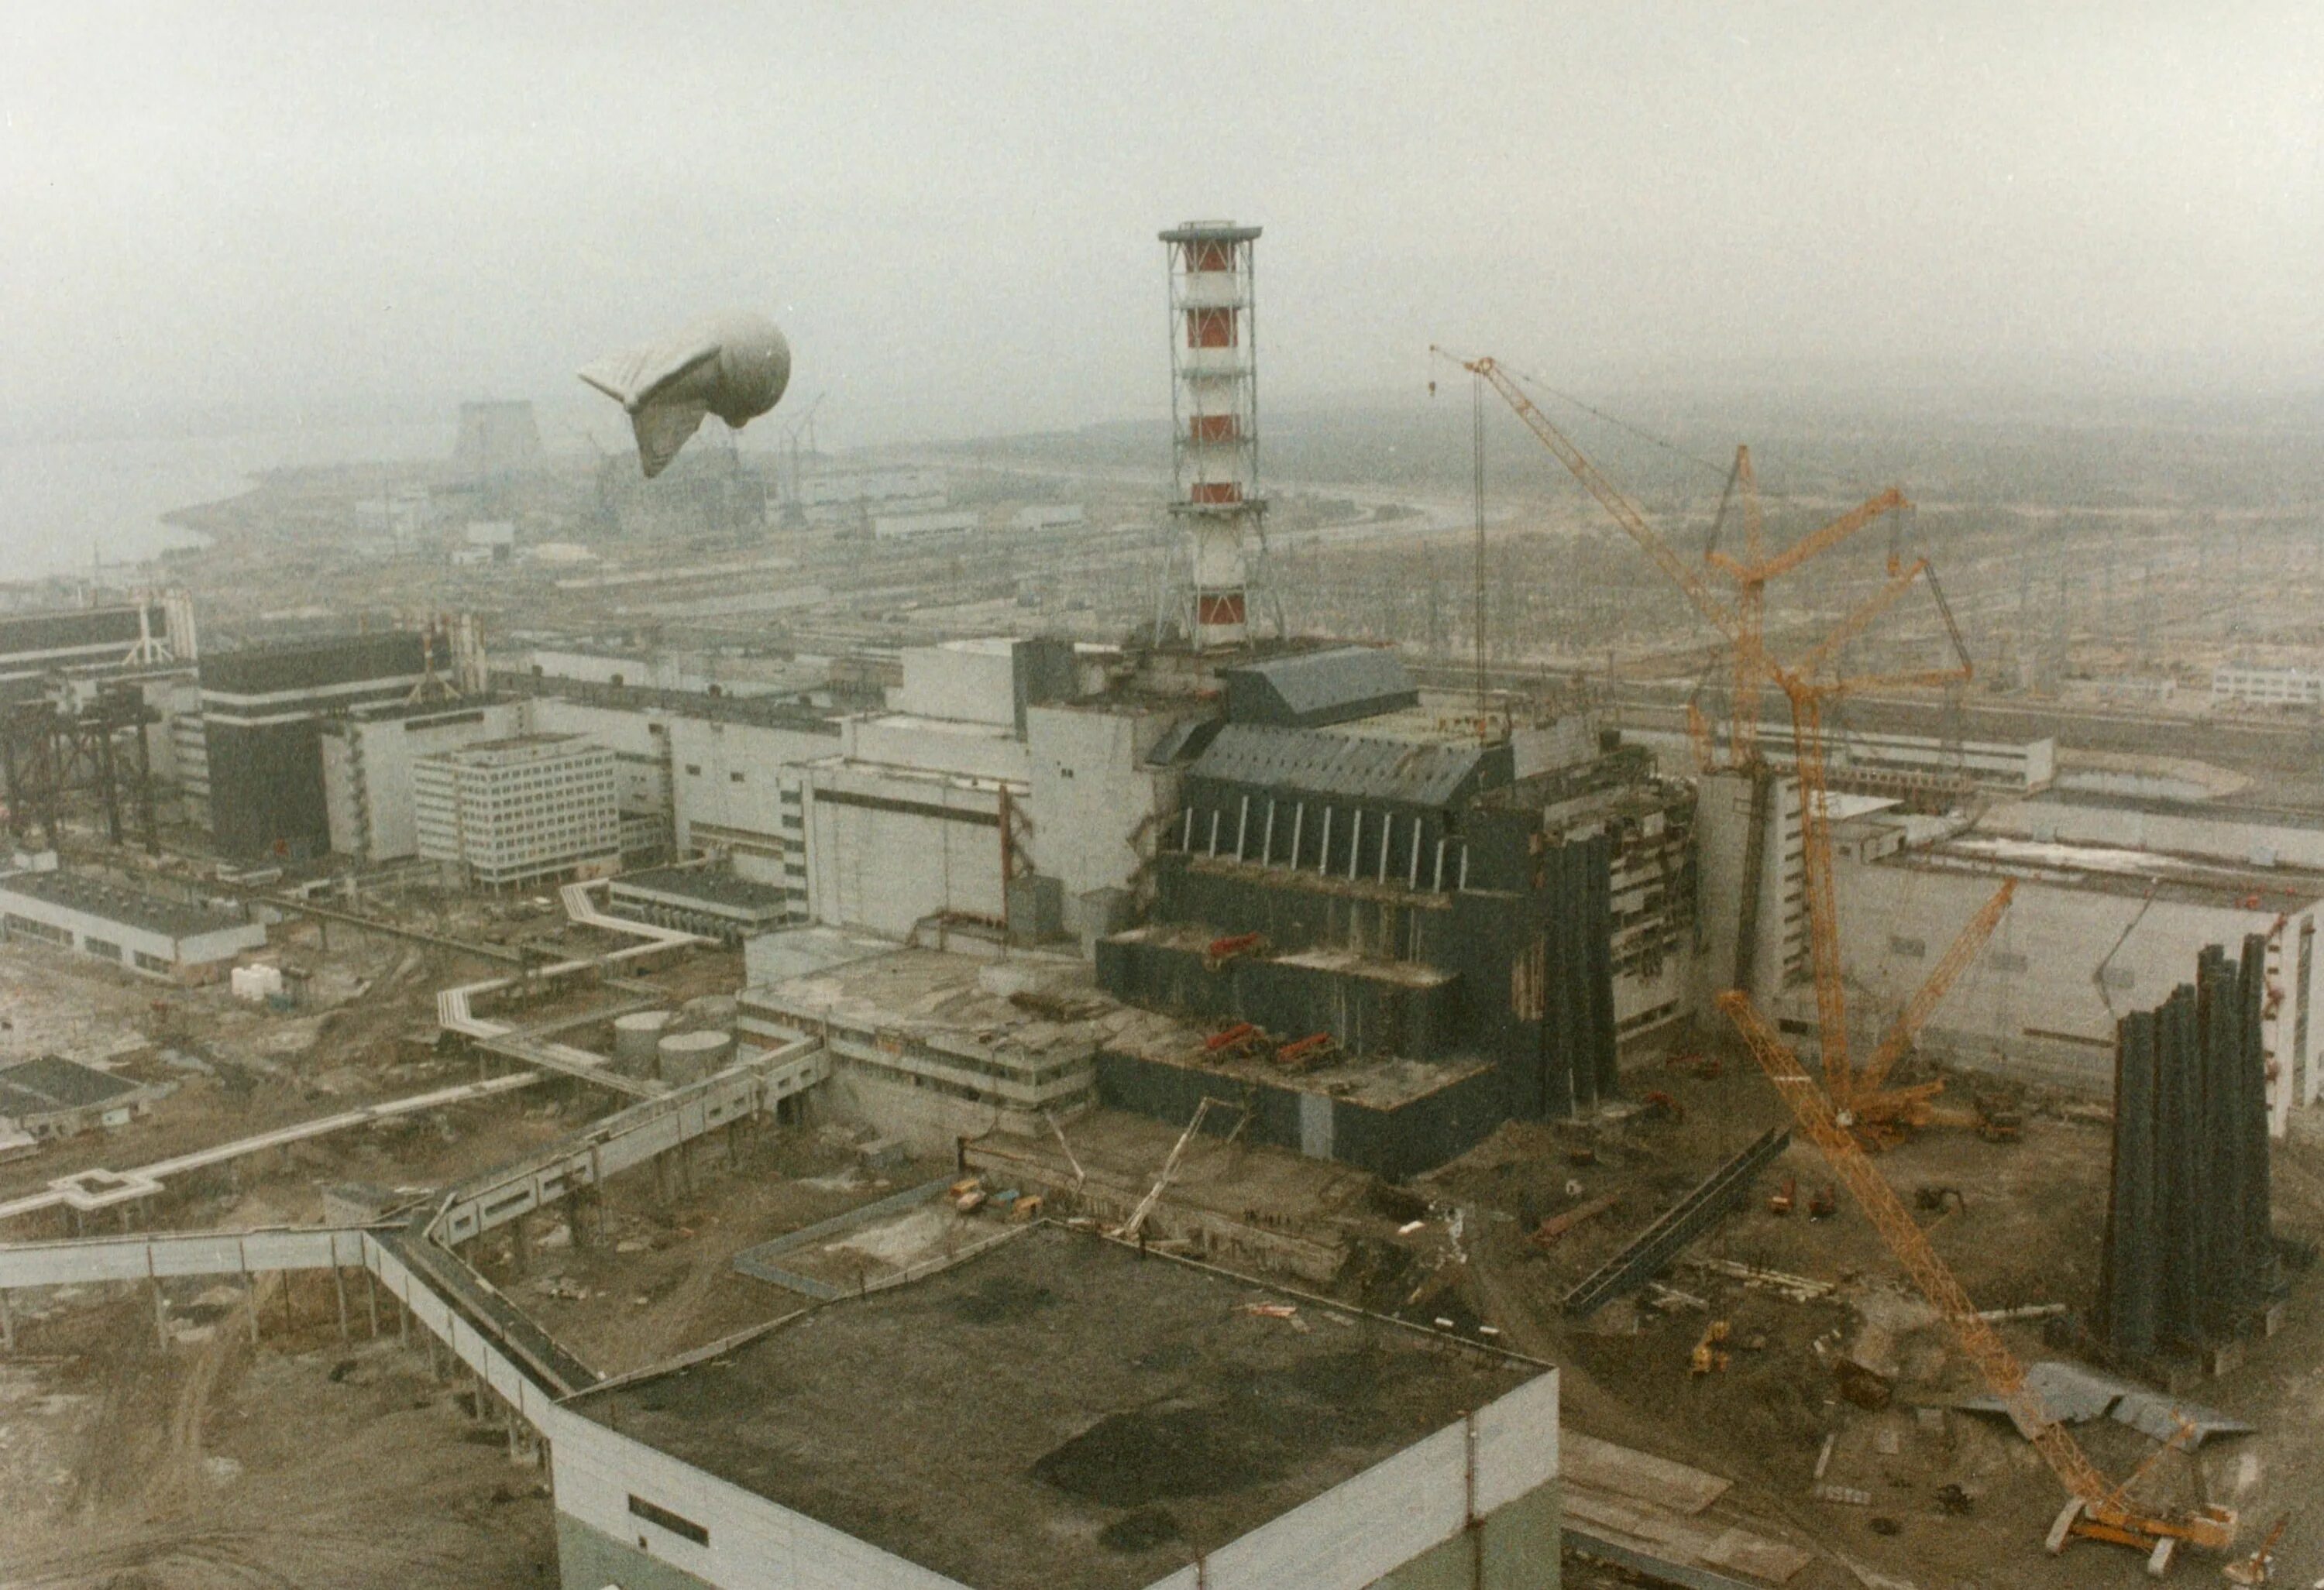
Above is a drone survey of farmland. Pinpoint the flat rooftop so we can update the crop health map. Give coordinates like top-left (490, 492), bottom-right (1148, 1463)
top-left (0, 868), bottom-right (251, 942)
top-left (1100, 929), bottom-right (1488, 1110)
top-left (450, 731), bottom-right (593, 755)
top-left (572, 1224), bottom-right (1538, 1590)
top-left (492, 670), bottom-right (841, 735)
top-left (609, 865), bottom-right (789, 916)
top-left (1119, 922), bottom-right (1454, 991)
top-left (0, 1055), bottom-right (143, 1118)
top-left (744, 944), bottom-right (1487, 1108)
top-left (2006, 786), bottom-right (2324, 830)
top-left (743, 947), bottom-right (1117, 1062)
top-left (1897, 833), bottom-right (2324, 912)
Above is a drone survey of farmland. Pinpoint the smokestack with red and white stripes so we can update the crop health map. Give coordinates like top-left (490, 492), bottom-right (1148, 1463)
top-left (1162, 219), bottom-right (1264, 650)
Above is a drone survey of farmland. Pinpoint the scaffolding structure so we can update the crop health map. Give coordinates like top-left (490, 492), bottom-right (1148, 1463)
top-left (0, 683), bottom-right (160, 853)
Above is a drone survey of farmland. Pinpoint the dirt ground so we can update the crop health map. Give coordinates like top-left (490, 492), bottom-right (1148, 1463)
top-left (0, 1290), bottom-right (555, 1588)
top-left (13, 922), bottom-right (2322, 1587)
top-left (1416, 1045), bottom-right (2324, 1588)
top-left (466, 1125), bottom-right (951, 1378)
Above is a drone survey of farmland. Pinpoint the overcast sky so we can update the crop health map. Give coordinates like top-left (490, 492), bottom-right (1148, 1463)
top-left (4, 5), bottom-right (2321, 448)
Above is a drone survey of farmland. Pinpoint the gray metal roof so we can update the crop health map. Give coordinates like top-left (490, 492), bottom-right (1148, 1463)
top-left (0, 869), bottom-right (249, 942)
top-left (0, 1056), bottom-right (140, 1114)
top-left (1141, 714), bottom-right (1222, 768)
top-left (1188, 723), bottom-right (1492, 807)
top-left (1222, 646), bottom-right (1418, 729)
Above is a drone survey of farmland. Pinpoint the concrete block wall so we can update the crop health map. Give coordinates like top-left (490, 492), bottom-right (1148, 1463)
top-left (804, 766), bottom-right (1007, 939)
top-left (891, 641), bottom-right (1019, 726)
top-left (1830, 857), bottom-right (2319, 1128)
top-left (1693, 768), bottom-right (1804, 1010)
top-left (668, 716), bottom-right (836, 853)
top-left (1024, 702), bottom-right (1186, 938)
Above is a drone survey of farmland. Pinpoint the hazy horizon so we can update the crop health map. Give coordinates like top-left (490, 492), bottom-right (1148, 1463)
top-left (5, 6), bottom-right (2323, 459)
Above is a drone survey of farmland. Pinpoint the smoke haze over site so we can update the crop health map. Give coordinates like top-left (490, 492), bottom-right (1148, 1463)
top-left (3, 4), bottom-right (2323, 455)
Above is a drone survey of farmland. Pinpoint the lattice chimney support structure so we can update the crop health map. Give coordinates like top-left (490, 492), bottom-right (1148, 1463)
top-left (1162, 220), bottom-right (1267, 651)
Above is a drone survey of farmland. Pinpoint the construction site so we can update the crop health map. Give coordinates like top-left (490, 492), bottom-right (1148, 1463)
top-left (4, 163), bottom-right (2324, 1590)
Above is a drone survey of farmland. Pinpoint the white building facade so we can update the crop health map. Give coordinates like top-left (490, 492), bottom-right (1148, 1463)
top-left (0, 866), bottom-right (266, 982)
top-left (2212, 666), bottom-right (2324, 709)
top-left (320, 698), bottom-right (529, 864)
top-left (1821, 833), bottom-right (2322, 1134)
top-left (414, 734), bottom-right (621, 888)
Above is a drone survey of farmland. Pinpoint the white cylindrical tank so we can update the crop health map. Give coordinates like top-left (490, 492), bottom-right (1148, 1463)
top-left (614, 1010), bottom-right (674, 1065)
top-left (658, 1028), bottom-right (735, 1086)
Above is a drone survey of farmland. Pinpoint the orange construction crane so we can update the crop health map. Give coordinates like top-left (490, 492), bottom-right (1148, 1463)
top-left (1430, 351), bottom-right (1737, 645)
top-left (1718, 989), bottom-right (2238, 1574)
top-left (1700, 442), bottom-right (1909, 768)
top-left (1435, 347), bottom-right (1985, 1128)
top-left (1433, 350), bottom-right (1911, 776)
top-left (1761, 552), bottom-right (1975, 1114)
top-left (1848, 877), bottom-right (2016, 1135)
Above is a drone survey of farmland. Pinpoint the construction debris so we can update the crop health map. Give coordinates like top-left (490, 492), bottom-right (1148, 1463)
top-left (1952, 1361), bottom-right (2254, 1446)
top-left (1679, 1255), bottom-right (1840, 1302)
top-left (1562, 1126), bottom-right (1791, 1316)
top-left (1530, 1190), bottom-right (1619, 1248)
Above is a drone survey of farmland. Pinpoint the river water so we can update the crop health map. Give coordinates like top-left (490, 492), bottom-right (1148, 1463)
top-left (0, 420), bottom-right (452, 582)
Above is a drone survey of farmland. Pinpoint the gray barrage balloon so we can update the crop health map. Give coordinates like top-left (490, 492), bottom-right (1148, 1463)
top-left (579, 311), bottom-right (791, 478)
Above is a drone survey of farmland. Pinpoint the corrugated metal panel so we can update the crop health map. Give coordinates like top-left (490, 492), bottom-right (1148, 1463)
top-left (1189, 723), bottom-right (1493, 807)
top-left (2099, 936), bottom-right (2278, 1355)
top-left (1221, 647), bottom-right (1419, 728)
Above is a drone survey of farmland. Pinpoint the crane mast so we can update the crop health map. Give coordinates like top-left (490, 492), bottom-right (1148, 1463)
top-left (1719, 991), bottom-right (2236, 1570)
top-left (1433, 351), bottom-right (1737, 641)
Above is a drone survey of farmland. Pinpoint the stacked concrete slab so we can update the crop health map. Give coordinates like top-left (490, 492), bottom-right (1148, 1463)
top-left (2099, 934), bottom-right (2278, 1358)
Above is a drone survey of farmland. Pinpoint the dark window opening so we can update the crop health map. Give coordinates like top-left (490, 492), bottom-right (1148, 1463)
top-left (627, 1494), bottom-right (709, 1547)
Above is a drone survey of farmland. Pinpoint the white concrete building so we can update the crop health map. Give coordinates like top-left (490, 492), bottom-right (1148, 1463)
top-left (319, 697), bottom-right (528, 864)
top-left (871, 509), bottom-right (978, 541)
top-left (1979, 791), bottom-right (2324, 874)
top-left (1694, 767), bottom-right (1808, 1009)
top-left (2212, 665), bottom-right (2324, 709)
top-left (792, 637), bottom-right (1192, 945)
top-left (414, 733), bottom-right (621, 888)
top-left (801, 728), bottom-right (1026, 940)
top-left (1011, 503), bottom-right (1085, 531)
top-left (667, 711), bottom-right (840, 909)
top-left (1023, 699), bottom-right (1189, 944)
top-left (526, 693), bottom-right (677, 833)
top-left (0, 866), bottom-right (266, 982)
top-left (1817, 823), bottom-right (2323, 1133)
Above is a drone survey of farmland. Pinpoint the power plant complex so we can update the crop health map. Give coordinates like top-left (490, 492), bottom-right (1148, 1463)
top-left (2, 215), bottom-right (2319, 1590)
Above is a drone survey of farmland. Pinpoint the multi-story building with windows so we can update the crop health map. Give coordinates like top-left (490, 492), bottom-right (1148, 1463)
top-left (2212, 665), bottom-right (2324, 709)
top-left (413, 733), bottom-right (620, 888)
